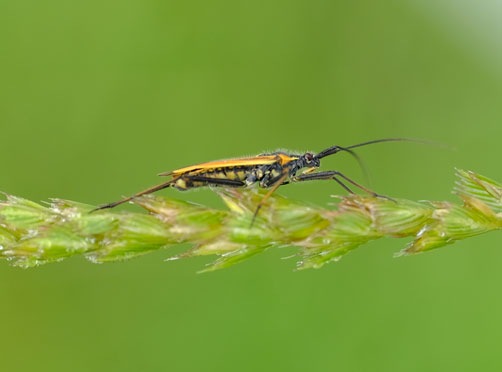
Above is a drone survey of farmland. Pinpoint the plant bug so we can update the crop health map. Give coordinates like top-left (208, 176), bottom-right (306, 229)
top-left (94, 138), bottom-right (408, 220)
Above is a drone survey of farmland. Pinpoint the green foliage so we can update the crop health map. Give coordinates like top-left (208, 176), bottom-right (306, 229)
top-left (0, 170), bottom-right (500, 271)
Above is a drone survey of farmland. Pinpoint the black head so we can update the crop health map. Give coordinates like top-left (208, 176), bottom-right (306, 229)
top-left (296, 138), bottom-right (412, 175)
top-left (311, 138), bottom-right (413, 176)
top-left (302, 152), bottom-right (320, 168)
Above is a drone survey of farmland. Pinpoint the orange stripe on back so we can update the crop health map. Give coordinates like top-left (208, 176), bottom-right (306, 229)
top-left (159, 155), bottom-right (283, 177)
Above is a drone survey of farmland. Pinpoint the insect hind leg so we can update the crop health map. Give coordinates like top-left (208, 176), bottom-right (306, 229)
top-left (92, 179), bottom-right (176, 211)
top-left (250, 172), bottom-right (289, 226)
top-left (186, 175), bottom-right (246, 187)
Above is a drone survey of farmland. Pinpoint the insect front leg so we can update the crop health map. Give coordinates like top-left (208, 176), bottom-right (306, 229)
top-left (292, 170), bottom-right (391, 199)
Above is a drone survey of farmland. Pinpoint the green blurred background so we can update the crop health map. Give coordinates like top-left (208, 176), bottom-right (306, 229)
top-left (1, 1), bottom-right (500, 371)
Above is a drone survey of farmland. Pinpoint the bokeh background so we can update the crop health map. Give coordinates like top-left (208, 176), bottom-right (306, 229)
top-left (1, 1), bottom-right (500, 371)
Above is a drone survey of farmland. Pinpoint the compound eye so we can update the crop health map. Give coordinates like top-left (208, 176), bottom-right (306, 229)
top-left (305, 153), bottom-right (314, 163)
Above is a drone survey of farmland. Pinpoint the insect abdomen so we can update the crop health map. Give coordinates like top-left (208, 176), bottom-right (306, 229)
top-left (172, 177), bottom-right (202, 190)
top-left (171, 167), bottom-right (253, 190)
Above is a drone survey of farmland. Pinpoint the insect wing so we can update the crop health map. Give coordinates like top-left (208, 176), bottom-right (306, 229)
top-left (158, 155), bottom-right (281, 177)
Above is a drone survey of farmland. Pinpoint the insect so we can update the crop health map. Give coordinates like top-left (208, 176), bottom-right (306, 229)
top-left (94, 138), bottom-right (406, 218)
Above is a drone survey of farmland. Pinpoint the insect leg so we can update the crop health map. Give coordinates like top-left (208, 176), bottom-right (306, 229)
top-left (251, 171), bottom-right (289, 226)
top-left (92, 179), bottom-right (176, 211)
top-left (186, 176), bottom-right (246, 187)
top-left (292, 170), bottom-right (390, 199)
top-left (93, 175), bottom-right (246, 212)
